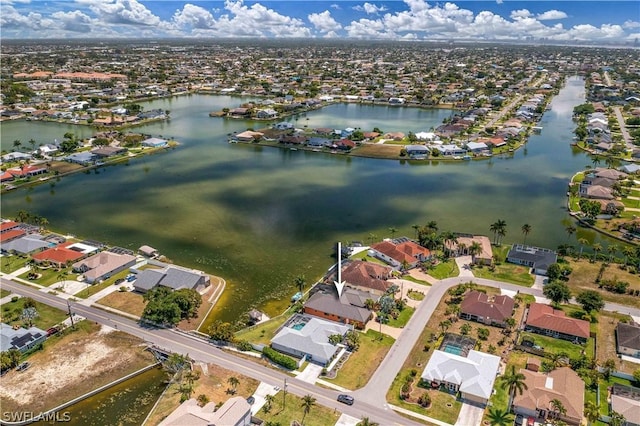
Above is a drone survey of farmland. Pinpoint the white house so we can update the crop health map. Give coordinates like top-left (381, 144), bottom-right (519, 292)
top-left (421, 349), bottom-right (500, 405)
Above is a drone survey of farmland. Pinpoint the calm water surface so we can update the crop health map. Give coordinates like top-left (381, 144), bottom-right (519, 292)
top-left (0, 78), bottom-right (606, 322)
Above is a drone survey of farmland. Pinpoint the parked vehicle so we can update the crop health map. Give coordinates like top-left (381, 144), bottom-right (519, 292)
top-left (337, 394), bottom-right (354, 405)
top-left (16, 362), bottom-right (30, 372)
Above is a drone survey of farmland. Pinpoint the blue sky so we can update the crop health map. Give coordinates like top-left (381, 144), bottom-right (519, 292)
top-left (1, 0), bottom-right (639, 43)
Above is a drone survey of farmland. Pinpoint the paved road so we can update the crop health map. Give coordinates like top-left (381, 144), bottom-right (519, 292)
top-left (0, 277), bottom-right (421, 426)
top-left (613, 106), bottom-right (632, 147)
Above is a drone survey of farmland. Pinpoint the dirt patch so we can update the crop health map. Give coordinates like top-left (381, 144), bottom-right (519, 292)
top-left (97, 291), bottom-right (146, 317)
top-left (0, 323), bottom-right (155, 413)
top-left (351, 144), bottom-right (403, 158)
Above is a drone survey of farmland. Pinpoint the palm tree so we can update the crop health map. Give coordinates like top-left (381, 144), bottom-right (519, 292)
top-left (28, 138), bottom-right (37, 152)
top-left (565, 225), bottom-right (576, 241)
top-left (300, 394), bottom-right (316, 425)
top-left (490, 219), bottom-right (507, 245)
top-left (357, 417), bottom-right (379, 426)
top-left (227, 376), bottom-right (240, 394)
top-left (426, 220), bottom-right (438, 233)
top-left (412, 224), bottom-right (420, 239)
top-left (12, 139), bottom-right (22, 151)
top-left (584, 401), bottom-right (600, 426)
top-left (607, 244), bottom-right (618, 263)
top-left (294, 275), bottom-right (306, 293)
top-left (549, 399), bottom-right (567, 422)
top-left (578, 238), bottom-right (589, 259)
top-left (609, 410), bottom-right (626, 426)
top-left (591, 155), bottom-right (601, 168)
top-left (263, 394), bottom-right (276, 413)
top-left (623, 245), bottom-right (635, 267)
top-left (468, 241), bottom-right (482, 264)
top-left (592, 242), bottom-right (602, 262)
top-left (486, 408), bottom-right (513, 426)
top-left (521, 223), bottom-right (532, 245)
top-left (499, 365), bottom-right (528, 409)
top-left (388, 227), bottom-right (397, 239)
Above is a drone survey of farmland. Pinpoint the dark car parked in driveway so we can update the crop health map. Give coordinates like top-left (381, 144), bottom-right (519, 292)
top-left (337, 394), bottom-right (354, 405)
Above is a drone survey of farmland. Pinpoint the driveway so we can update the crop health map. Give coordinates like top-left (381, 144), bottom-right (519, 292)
top-left (455, 402), bottom-right (485, 426)
top-left (454, 256), bottom-right (475, 278)
top-left (334, 413), bottom-right (361, 426)
top-left (249, 382), bottom-right (280, 416)
top-left (296, 363), bottom-right (323, 384)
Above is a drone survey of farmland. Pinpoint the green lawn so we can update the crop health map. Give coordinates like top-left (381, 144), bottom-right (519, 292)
top-left (1, 256), bottom-right (30, 274)
top-left (324, 329), bottom-right (394, 390)
top-left (401, 275), bottom-right (432, 286)
top-left (73, 270), bottom-right (130, 299)
top-left (407, 290), bottom-right (425, 301)
top-left (257, 391), bottom-right (341, 426)
top-left (20, 266), bottom-right (79, 287)
top-left (388, 307), bottom-right (415, 328)
top-left (472, 262), bottom-right (534, 287)
top-left (0, 297), bottom-right (68, 329)
top-left (425, 259), bottom-right (459, 280)
top-left (519, 331), bottom-right (593, 359)
top-left (235, 314), bottom-right (290, 345)
top-left (0, 289), bottom-right (11, 298)
top-left (349, 252), bottom-right (389, 266)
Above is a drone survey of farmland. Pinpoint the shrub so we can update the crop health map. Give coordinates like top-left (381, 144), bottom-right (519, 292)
top-left (235, 340), bottom-right (253, 352)
top-left (10, 297), bottom-right (18, 303)
top-left (418, 393), bottom-right (431, 407)
top-left (262, 346), bottom-right (297, 370)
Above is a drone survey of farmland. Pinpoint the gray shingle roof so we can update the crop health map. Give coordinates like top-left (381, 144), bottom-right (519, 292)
top-left (1, 234), bottom-right (50, 254)
top-left (271, 317), bottom-right (351, 364)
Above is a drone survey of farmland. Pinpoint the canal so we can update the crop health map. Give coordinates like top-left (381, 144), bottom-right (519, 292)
top-left (0, 77), bottom-right (608, 322)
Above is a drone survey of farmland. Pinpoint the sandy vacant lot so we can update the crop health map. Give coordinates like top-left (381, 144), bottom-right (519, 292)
top-left (0, 322), bottom-right (156, 413)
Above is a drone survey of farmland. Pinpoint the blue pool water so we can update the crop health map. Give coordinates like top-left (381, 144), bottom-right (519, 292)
top-left (442, 344), bottom-right (463, 356)
top-left (292, 323), bottom-right (305, 331)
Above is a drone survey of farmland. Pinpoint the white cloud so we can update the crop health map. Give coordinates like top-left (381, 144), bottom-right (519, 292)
top-left (215, 0), bottom-right (311, 38)
top-left (623, 20), bottom-right (640, 29)
top-left (495, 0), bottom-right (503, 4)
top-left (308, 10), bottom-right (341, 33)
top-left (76, 0), bottom-right (161, 26)
top-left (0, 5), bottom-right (52, 30)
top-left (510, 9), bottom-right (532, 20)
top-left (173, 3), bottom-right (216, 29)
top-left (536, 10), bottom-right (568, 21)
top-left (352, 3), bottom-right (387, 15)
top-left (330, 4), bottom-right (340, 10)
top-left (51, 10), bottom-right (94, 32)
top-left (404, 0), bottom-right (430, 13)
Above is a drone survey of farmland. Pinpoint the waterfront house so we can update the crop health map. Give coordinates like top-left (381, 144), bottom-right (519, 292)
top-left (432, 144), bottom-right (466, 157)
top-left (465, 142), bottom-right (489, 153)
top-left (303, 286), bottom-right (374, 329)
top-left (133, 264), bottom-right (210, 294)
top-left (610, 384), bottom-right (640, 426)
top-left (405, 145), bottom-right (430, 158)
top-left (234, 131), bottom-right (263, 142)
top-left (64, 151), bottom-right (96, 166)
top-left (341, 260), bottom-right (393, 295)
top-left (91, 146), bottom-right (127, 158)
top-left (255, 109), bottom-right (278, 119)
top-left (274, 121), bottom-right (294, 130)
top-left (369, 238), bottom-right (431, 269)
top-left (72, 251), bottom-right (137, 284)
top-left (307, 137), bottom-right (331, 147)
top-left (1, 234), bottom-right (51, 255)
top-left (524, 303), bottom-right (590, 344)
top-left (444, 234), bottom-right (492, 265)
top-left (383, 132), bottom-right (405, 141)
top-left (138, 245), bottom-right (159, 258)
top-left (158, 396), bottom-right (251, 426)
top-left (460, 291), bottom-right (514, 328)
top-left (616, 322), bottom-right (640, 359)
top-left (0, 323), bottom-right (47, 353)
top-left (1, 152), bottom-right (32, 163)
top-left (512, 367), bottom-right (584, 426)
top-left (271, 316), bottom-right (352, 366)
top-left (32, 241), bottom-right (99, 267)
top-left (229, 107), bottom-right (250, 118)
top-left (420, 349), bottom-right (500, 406)
top-left (506, 244), bottom-right (557, 275)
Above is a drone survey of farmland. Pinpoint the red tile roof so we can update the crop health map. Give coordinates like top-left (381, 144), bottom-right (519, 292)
top-left (0, 221), bottom-right (20, 232)
top-left (32, 242), bottom-right (84, 264)
top-left (0, 229), bottom-right (25, 243)
top-left (526, 303), bottom-right (590, 339)
top-left (342, 261), bottom-right (392, 293)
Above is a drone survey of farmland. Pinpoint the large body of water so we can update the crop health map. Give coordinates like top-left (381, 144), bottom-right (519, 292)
top-left (1, 77), bottom-right (607, 322)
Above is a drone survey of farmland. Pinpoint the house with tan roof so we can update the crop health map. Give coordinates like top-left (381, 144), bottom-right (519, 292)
top-left (524, 303), bottom-right (590, 344)
top-left (610, 384), bottom-right (640, 426)
top-left (460, 291), bottom-right (514, 328)
top-left (512, 366), bottom-right (584, 425)
top-left (303, 285), bottom-right (375, 329)
top-left (444, 234), bottom-right (493, 265)
top-left (158, 396), bottom-right (251, 426)
top-left (341, 260), bottom-right (393, 295)
top-left (72, 251), bottom-right (137, 284)
top-left (369, 238), bottom-right (431, 269)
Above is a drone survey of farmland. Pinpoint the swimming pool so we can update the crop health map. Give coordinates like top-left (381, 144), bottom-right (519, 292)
top-left (442, 344), bottom-right (463, 356)
top-left (291, 323), bottom-right (306, 331)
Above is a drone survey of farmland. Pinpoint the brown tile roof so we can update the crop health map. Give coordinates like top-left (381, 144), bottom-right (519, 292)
top-left (342, 261), bottom-right (392, 293)
top-left (526, 303), bottom-right (590, 339)
top-left (513, 367), bottom-right (584, 424)
top-left (460, 291), bottom-right (514, 323)
top-left (304, 287), bottom-right (373, 324)
top-left (372, 240), bottom-right (430, 265)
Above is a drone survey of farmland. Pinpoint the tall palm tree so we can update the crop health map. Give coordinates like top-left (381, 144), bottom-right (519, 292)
top-left (499, 365), bottom-right (528, 409)
top-left (263, 394), bottom-right (276, 413)
top-left (300, 394), bottom-right (316, 425)
top-left (294, 275), bottom-right (306, 293)
top-left (623, 245), bottom-right (635, 267)
top-left (592, 243), bottom-right (602, 262)
top-left (486, 408), bottom-right (513, 426)
top-left (227, 376), bottom-right (240, 394)
top-left (591, 155), bottom-right (601, 168)
top-left (412, 224), bottom-right (420, 239)
top-left (607, 244), bottom-right (618, 263)
top-left (468, 241), bottom-right (482, 264)
top-left (565, 225), bottom-right (576, 242)
top-left (12, 139), bottom-right (22, 151)
top-left (578, 238), bottom-right (589, 259)
top-left (388, 227), bottom-right (398, 239)
top-left (489, 221), bottom-right (501, 245)
top-left (550, 398), bottom-right (567, 421)
top-left (521, 223), bottom-right (532, 245)
top-left (584, 401), bottom-right (600, 426)
top-left (490, 219), bottom-right (507, 245)
top-left (609, 410), bottom-right (626, 426)
top-left (426, 220), bottom-right (438, 233)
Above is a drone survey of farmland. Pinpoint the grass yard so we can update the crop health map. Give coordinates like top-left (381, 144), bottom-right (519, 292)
top-left (257, 392), bottom-right (341, 426)
top-left (0, 288), bottom-right (11, 298)
top-left (519, 331), bottom-right (593, 359)
top-left (1, 256), bottom-right (30, 274)
top-left (388, 307), bottom-right (415, 328)
top-left (97, 291), bottom-right (146, 317)
top-left (325, 329), bottom-right (394, 390)
top-left (472, 263), bottom-right (534, 287)
top-left (407, 289), bottom-right (425, 301)
top-left (425, 259), bottom-right (459, 280)
top-left (401, 275), bottom-right (432, 286)
top-left (349, 252), bottom-right (389, 266)
top-left (20, 266), bottom-right (79, 287)
top-left (482, 351), bottom-right (532, 424)
top-left (351, 144), bottom-right (403, 158)
top-left (565, 259), bottom-right (640, 309)
top-left (235, 314), bottom-right (290, 346)
top-left (0, 297), bottom-right (68, 329)
top-left (145, 363), bottom-right (259, 426)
